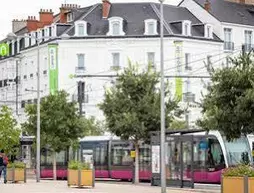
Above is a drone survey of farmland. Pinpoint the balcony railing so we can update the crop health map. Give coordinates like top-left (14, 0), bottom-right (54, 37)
top-left (183, 92), bottom-right (195, 103)
top-left (75, 66), bottom-right (86, 74)
top-left (224, 42), bottom-right (234, 51)
top-left (243, 44), bottom-right (254, 52)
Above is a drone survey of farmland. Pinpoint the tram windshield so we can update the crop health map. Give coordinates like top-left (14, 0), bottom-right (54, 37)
top-left (223, 136), bottom-right (251, 166)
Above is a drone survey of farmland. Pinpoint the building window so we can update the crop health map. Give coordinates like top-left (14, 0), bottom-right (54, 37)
top-left (224, 28), bottom-right (234, 51)
top-left (112, 22), bottom-right (120, 35)
top-left (244, 30), bottom-right (253, 52)
top-left (49, 27), bottom-right (52, 36)
top-left (78, 24), bottom-right (85, 36)
top-left (205, 24), bottom-right (213, 38)
top-left (147, 52), bottom-right (155, 66)
top-left (67, 13), bottom-right (74, 22)
top-left (21, 100), bottom-right (26, 108)
top-left (24, 75), bottom-right (27, 80)
top-left (30, 73), bottom-right (33, 79)
top-left (75, 21), bottom-right (87, 36)
top-left (112, 53), bottom-right (120, 67)
top-left (182, 21), bottom-right (191, 36)
top-left (185, 53), bottom-right (191, 71)
top-left (148, 23), bottom-right (154, 34)
top-left (184, 23), bottom-right (189, 35)
top-left (76, 54), bottom-right (85, 72)
top-left (107, 17), bottom-right (125, 36)
top-left (43, 70), bottom-right (47, 76)
top-left (207, 55), bottom-right (212, 72)
top-left (144, 19), bottom-right (158, 35)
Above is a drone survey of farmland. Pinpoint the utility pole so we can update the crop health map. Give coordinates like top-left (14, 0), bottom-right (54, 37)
top-left (159, 0), bottom-right (166, 193)
top-left (78, 81), bottom-right (85, 116)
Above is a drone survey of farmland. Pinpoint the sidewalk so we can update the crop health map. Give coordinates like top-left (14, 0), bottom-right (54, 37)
top-left (0, 180), bottom-right (220, 193)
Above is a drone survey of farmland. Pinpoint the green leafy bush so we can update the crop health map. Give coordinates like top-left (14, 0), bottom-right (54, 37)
top-left (68, 160), bottom-right (91, 170)
top-left (223, 164), bottom-right (254, 177)
top-left (7, 161), bottom-right (26, 169)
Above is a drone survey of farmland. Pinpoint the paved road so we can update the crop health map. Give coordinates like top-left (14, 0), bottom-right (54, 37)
top-left (0, 180), bottom-right (220, 193)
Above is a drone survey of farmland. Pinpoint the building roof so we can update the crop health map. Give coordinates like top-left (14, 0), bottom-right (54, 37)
top-left (188, 0), bottom-right (254, 26)
top-left (59, 2), bottom-right (221, 41)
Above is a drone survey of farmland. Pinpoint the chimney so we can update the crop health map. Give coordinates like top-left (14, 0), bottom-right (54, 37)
top-left (102, 0), bottom-right (111, 19)
top-left (204, 0), bottom-right (211, 12)
top-left (39, 9), bottom-right (54, 27)
top-left (26, 16), bottom-right (38, 32)
top-left (59, 4), bottom-right (80, 23)
top-left (12, 19), bottom-right (27, 33)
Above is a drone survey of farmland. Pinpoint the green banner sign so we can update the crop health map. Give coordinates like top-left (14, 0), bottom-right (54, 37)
top-left (0, 43), bottom-right (9, 56)
top-left (48, 44), bottom-right (58, 95)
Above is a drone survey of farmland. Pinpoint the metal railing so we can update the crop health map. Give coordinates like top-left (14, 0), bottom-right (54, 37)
top-left (243, 44), bottom-right (254, 52)
top-left (75, 66), bottom-right (86, 73)
top-left (224, 42), bottom-right (234, 51)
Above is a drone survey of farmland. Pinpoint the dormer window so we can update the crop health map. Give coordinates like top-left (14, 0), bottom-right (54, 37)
top-left (75, 21), bottom-right (87, 36)
top-left (182, 20), bottom-right (191, 36)
top-left (144, 19), bottom-right (158, 35)
top-left (107, 17), bottom-right (125, 36)
top-left (205, 24), bottom-right (213, 38)
top-left (112, 22), bottom-right (120, 35)
top-left (67, 13), bottom-right (74, 22)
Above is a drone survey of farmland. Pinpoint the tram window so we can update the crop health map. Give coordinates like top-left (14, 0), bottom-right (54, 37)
top-left (223, 136), bottom-right (251, 166)
top-left (56, 151), bottom-right (66, 165)
top-left (208, 138), bottom-right (225, 168)
top-left (112, 144), bottom-right (132, 166)
top-left (94, 147), bottom-right (101, 165)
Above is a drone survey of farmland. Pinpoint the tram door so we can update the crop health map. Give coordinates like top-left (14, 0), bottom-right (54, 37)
top-left (94, 142), bottom-right (109, 178)
top-left (167, 135), bottom-right (194, 188)
top-left (194, 136), bottom-right (209, 183)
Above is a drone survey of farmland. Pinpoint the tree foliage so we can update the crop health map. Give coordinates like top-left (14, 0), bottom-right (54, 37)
top-left (0, 106), bottom-right (20, 154)
top-left (99, 64), bottom-right (180, 143)
top-left (80, 116), bottom-right (106, 136)
top-left (198, 53), bottom-right (254, 140)
top-left (22, 91), bottom-right (86, 152)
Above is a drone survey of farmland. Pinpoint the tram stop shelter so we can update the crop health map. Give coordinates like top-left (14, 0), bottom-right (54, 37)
top-left (151, 129), bottom-right (214, 189)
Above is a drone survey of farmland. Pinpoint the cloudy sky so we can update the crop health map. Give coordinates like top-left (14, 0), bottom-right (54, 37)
top-left (0, 0), bottom-right (181, 39)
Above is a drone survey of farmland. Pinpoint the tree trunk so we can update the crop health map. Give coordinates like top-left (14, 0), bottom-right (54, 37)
top-left (53, 151), bottom-right (57, 180)
top-left (134, 142), bottom-right (139, 184)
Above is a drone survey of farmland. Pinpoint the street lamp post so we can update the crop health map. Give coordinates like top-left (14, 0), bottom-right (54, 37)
top-left (159, 0), bottom-right (166, 193)
top-left (7, 32), bottom-right (69, 183)
top-left (7, 32), bottom-right (41, 182)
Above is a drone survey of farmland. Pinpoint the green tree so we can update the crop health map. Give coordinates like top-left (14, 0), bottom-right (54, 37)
top-left (0, 106), bottom-right (20, 155)
top-left (80, 116), bottom-right (106, 136)
top-left (170, 119), bottom-right (187, 130)
top-left (23, 91), bottom-right (86, 180)
top-left (99, 64), bottom-right (180, 183)
top-left (198, 53), bottom-right (254, 140)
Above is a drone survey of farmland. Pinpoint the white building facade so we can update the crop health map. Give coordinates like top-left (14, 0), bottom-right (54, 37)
top-left (0, 1), bottom-right (224, 128)
top-left (180, 0), bottom-right (254, 55)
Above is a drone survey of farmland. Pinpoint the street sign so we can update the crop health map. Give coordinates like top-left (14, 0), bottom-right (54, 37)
top-left (130, 151), bottom-right (136, 158)
top-left (0, 43), bottom-right (9, 56)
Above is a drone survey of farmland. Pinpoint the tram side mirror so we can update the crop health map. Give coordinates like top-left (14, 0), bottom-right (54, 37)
top-left (241, 152), bottom-right (250, 165)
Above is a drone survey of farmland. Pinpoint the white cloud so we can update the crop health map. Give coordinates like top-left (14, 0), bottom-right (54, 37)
top-left (0, 0), bottom-right (181, 39)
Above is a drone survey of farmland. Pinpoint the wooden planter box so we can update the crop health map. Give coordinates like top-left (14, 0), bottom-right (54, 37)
top-left (222, 176), bottom-right (254, 193)
top-left (7, 168), bottom-right (26, 183)
top-left (67, 169), bottom-right (94, 188)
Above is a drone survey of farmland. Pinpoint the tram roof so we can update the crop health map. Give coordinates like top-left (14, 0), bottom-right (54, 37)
top-left (165, 129), bottom-right (206, 135)
top-left (79, 135), bottom-right (120, 142)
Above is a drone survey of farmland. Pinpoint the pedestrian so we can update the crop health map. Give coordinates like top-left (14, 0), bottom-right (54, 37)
top-left (0, 150), bottom-right (4, 183)
top-left (0, 150), bottom-right (8, 184)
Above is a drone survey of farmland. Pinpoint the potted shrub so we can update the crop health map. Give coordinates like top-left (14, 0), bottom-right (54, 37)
top-left (67, 160), bottom-right (94, 188)
top-left (7, 161), bottom-right (26, 183)
top-left (222, 164), bottom-right (254, 193)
